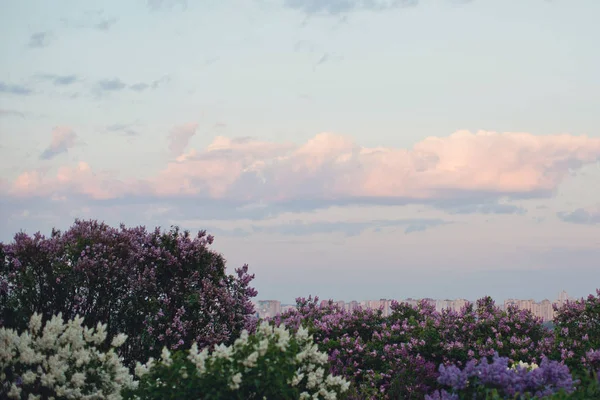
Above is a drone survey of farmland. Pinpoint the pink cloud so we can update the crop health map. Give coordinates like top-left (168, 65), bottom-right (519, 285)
top-left (154, 136), bottom-right (296, 198)
top-left (8, 130), bottom-right (600, 204)
top-left (8, 162), bottom-right (146, 200)
top-left (39, 126), bottom-right (78, 160)
top-left (168, 123), bottom-right (198, 157)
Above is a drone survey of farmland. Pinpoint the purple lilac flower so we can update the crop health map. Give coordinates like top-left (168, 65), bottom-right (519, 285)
top-left (430, 353), bottom-right (575, 399)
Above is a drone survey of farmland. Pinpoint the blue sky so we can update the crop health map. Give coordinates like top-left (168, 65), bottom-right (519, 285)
top-left (1, 0), bottom-right (599, 304)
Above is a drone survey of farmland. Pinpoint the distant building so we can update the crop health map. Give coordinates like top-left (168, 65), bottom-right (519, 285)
top-left (502, 291), bottom-right (573, 322)
top-left (434, 298), bottom-right (469, 313)
top-left (348, 301), bottom-right (359, 312)
top-left (281, 304), bottom-right (297, 314)
top-left (558, 290), bottom-right (570, 304)
top-left (381, 299), bottom-right (391, 316)
top-left (256, 300), bottom-right (281, 319)
top-left (403, 298), bottom-right (419, 307)
top-left (436, 299), bottom-right (452, 312)
top-left (539, 299), bottom-right (554, 322)
top-left (453, 299), bottom-right (468, 312)
top-left (368, 300), bottom-right (381, 311)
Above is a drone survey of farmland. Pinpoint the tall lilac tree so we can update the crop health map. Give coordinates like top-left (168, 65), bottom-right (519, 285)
top-left (0, 219), bottom-right (257, 366)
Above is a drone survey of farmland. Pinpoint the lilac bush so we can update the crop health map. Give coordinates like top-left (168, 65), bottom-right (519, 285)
top-left (125, 322), bottom-right (350, 400)
top-left (272, 296), bottom-right (555, 399)
top-left (426, 353), bottom-right (576, 400)
top-left (552, 289), bottom-right (600, 371)
top-left (0, 219), bottom-right (258, 366)
top-left (432, 297), bottom-right (554, 366)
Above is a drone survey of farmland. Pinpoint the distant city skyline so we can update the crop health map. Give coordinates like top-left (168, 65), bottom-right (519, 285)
top-left (245, 274), bottom-right (595, 306)
top-left (256, 290), bottom-right (575, 307)
top-left (254, 290), bottom-right (575, 322)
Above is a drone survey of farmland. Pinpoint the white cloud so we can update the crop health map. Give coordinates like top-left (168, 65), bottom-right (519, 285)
top-left (9, 130), bottom-right (600, 208)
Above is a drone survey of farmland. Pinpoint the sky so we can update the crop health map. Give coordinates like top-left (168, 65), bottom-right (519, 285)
top-left (1, 0), bottom-right (600, 304)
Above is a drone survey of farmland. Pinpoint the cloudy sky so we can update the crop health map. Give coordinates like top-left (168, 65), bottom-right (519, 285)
top-left (1, 0), bottom-right (599, 304)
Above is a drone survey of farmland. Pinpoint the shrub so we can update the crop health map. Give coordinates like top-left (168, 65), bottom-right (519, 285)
top-left (0, 312), bottom-right (136, 399)
top-left (125, 321), bottom-right (351, 400)
top-left (0, 219), bottom-right (258, 366)
top-left (431, 297), bottom-right (554, 366)
top-left (272, 296), bottom-right (554, 399)
top-left (552, 289), bottom-right (600, 372)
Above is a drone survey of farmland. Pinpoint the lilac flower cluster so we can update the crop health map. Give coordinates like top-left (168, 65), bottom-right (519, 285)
top-left (582, 349), bottom-right (600, 385)
top-left (0, 219), bottom-right (258, 366)
top-left (272, 295), bottom-right (555, 399)
top-left (426, 353), bottom-right (575, 399)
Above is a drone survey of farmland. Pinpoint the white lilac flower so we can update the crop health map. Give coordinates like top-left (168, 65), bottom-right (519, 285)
top-left (135, 360), bottom-right (150, 378)
top-left (161, 347), bottom-right (173, 366)
top-left (510, 360), bottom-right (539, 371)
top-left (83, 326), bottom-right (96, 343)
top-left (326, 374), bottom-right (350, 392)
top-left (257, 321), bottom-right (274, 336)
top-left (37, 314), bottom-right (64, 350)
top-left (296, 349), bottom-right (307, 363)
top-left (274, 325), bottom-right (291, 351)
top-left (8, 383), bottom-right (21, 399)
top-left (180, 366), bottom-right (189, 379)
top-left (229, 372), bottom-right (243, 390)
top-left (213, 343), bottom-right (234, 360)
top-left (111, 333), bottom-right (128, 348)
top-left (307, 367), bottom-right (324, 389)
top-left (313, 349), bottom-right (328, 364)
top-left (73, 348), bottom-right (91, 367)
top-left (257, 339), bottom-right (269, 356)
top-left (319, 387), bottom-right (336, 400)
top-left (1, 313), bottom-right (136, 399)
top-left (70, 372), bottom-right (86, 388)
top-left (296, 326), bottom-right (309, 341)
top-left (306, 371), bottom-right (319, 389)
top-left (22, 370), bottom-right (37, 385)
top-left (234, 330), bottom-right (249, 348)
top-left (291, 371), bottom-right (305, 386)
top-left (243, 351), bottom-right (259, 368)
top-left (188, 344), bottom-right (209, 374)
top-left (29, 313), bottom-right (43, 334)
top-left (90, 322), bottom-right (108, 345)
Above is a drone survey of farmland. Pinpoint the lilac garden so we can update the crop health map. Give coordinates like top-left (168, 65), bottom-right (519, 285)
top-left (1, 220), bottom-right (599, 399)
